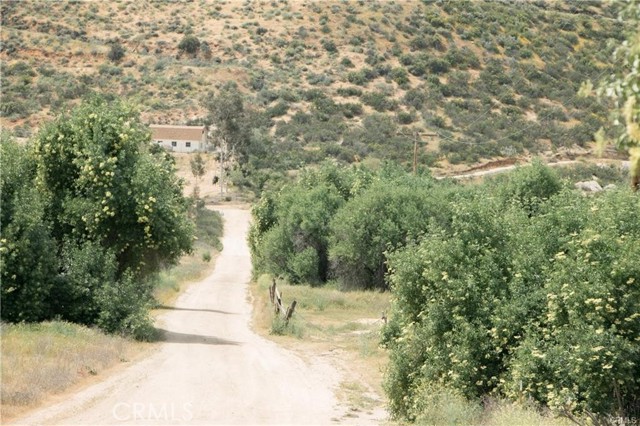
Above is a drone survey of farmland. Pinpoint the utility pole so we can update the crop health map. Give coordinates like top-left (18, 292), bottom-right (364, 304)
top-left (219, 147), bottom-right (223, 196)
top-left (407, 131), bottom-right (437, 175)
top-left (217, 140), bottom-right (226, 196)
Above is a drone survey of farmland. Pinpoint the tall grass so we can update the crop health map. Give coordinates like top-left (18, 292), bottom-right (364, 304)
top-left (409, 387), bottom-right (574, 426)
top-left (1, 321), bottom-right (142, 421)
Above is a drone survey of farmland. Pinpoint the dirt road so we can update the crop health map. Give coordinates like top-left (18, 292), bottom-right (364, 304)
top-left (13, 208), bottom-right (343, 425)
top-left (436, 160), bottom-right (579, 180)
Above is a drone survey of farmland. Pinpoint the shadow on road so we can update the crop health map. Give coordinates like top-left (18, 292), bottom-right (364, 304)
top-left (156, 305), bottom-right (238, 315)
top-left (156, 328), bottom-right (242, 346)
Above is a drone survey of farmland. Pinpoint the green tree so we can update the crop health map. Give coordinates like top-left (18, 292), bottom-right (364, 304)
top-left (1, 136), bottom-right (58, 322)
top-left (493, 159), bottom-right (562, 215)
top-left (9, 97), bottom-right (196, 337)
top-left (596, 0), bottom-right (640, 190)
top-left (203, 82), bottom-right (250, 162)
top-left (190, 152), bottom-right (206, 197)
top-left (329, 172), bottom-right (442, 290)
top-left (33, 97), bottom-right (194, 277)
top-left (383, 178), bottom-right (640, 421)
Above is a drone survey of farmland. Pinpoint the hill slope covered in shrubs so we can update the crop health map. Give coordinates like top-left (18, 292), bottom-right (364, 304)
top-left (0, 0), bottom-right (627, 170)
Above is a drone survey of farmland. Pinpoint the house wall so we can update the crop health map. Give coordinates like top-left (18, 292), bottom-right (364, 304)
top-left (153, 135), bottom-right (206, 153)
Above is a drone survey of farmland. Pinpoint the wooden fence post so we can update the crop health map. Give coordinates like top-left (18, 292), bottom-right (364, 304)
top-left (285, 300), bottom-right (297, 324)
top-left (268, 281), bottom-right (297, 324)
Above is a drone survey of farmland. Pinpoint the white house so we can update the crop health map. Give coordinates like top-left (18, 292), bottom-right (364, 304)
top-left (149, 125), bottom-right (207, 153)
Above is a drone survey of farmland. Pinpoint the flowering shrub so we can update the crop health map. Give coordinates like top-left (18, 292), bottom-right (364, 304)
top-left (384, 178), bottom-right (640, 420)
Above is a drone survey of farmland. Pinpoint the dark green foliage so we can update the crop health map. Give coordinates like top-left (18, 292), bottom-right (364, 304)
top-left (390, 67), bottom-right (410, 86)
top-left (493, 159), bottom-right (563, 215)
top-left (249, 163), bottom-right (364, 284)
top-left (361, 91), bottom-right (396, 112)
top-left (177, 35), bottom-right (200, 55)
top-left (396, 110), bottom-right (416, 124)
top-left (341, 102), bottom-right (363, 118)
top-left (1, 137), bottom-right (58, 322)
top-left (55, 240), bottom-right (117, 325)
top-left (95, 271), bottom-right (156, 341)
top-left (340, 57), bottom-right (355, 68)
top-left (336, 86), bottom-right (362, 97)
top-left (107, 41), bottom-right (125, 63)
top-left (322, 39), bottom-right (337, 53)
top-left (383, 169), bottom-right (640, 421)
top-left (202, 82), bottom-right (256, 163)
top-left (33, 97), bottom-right (194, 278)
top-left (1, 98), bottom-right (194, 339)
top-left (329, 172), bottom-right (441, 290)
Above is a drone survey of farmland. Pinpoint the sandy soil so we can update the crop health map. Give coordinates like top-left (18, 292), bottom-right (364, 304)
top-left (11, 208), bottom-right (345, 426)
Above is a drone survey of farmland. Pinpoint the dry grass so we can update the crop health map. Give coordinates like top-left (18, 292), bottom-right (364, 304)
top-left (250, 274), bottom-right (391, 420)
top-left (0, 321), bottom-right (145, 421)
top-left (480, 401), bottom-right (573, 426)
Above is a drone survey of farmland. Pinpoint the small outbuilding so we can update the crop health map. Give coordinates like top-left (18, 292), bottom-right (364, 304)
top-left (150, 124), bottom-right (207, 153)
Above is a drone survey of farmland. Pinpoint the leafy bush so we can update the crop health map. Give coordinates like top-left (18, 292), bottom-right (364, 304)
top-left (95, 271), bottom-right (156, 341)
top-left (178, 35), bottom-right (200, 55)
top-left (250, 164), bottom-right (357, 284)
top-left (322, 39), bottom-right (337, 53)
top-left (390, 67), bottom-right (410, 86)
top-left (107, 41), bottom-right (125, 63)
top-left (347, 70), bottom-right (369, 86)
top-left (1, 138), bottom-right (58, 322)
top-left (362, 91), bottom-right (396, 112)
top-left (493, 159), bottom-right (563, 215)
top-left (329, 171), bottom-right (443, 290)
top-left (336, 86), bottom-right (362, 97)
top-left (383, 168), bottom-right (640, 421)
top-left (1, 98), bottom-right (194, 339)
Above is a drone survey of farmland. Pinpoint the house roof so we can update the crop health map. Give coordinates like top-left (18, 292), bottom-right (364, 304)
top-left (150, 125), bottom-right (206, 141)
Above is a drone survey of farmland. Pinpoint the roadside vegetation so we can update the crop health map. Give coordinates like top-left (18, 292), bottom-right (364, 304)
top-left (1, 171), bottom-right (223, 422)
top-left (0, 321), bottom-right (145, 421)
top-left (1, 98), bottom-right (195, 340)
top-left (249, 160), bottom-right (639, 424)
top-left (250, 274), bottom-right (390, 420)
top-left (1, 0), bottom-right (638, 424)
top-left (154, 204), bottom-right (224, 307)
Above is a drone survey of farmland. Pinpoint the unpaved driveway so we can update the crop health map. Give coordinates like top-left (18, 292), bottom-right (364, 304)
top-left (12, 208), bottom-right (342, 425)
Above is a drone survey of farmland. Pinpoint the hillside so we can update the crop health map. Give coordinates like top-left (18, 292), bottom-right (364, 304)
top-left (0, 0), bottom-right (626, 171)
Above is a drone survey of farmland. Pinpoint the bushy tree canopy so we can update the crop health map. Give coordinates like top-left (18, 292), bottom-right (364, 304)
top-left (33, 97), bottom-right (193, 278)
top-left (1, 98), bottom-right (194, 338)
top-left (597, 0), bottom-right (640, 189)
